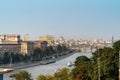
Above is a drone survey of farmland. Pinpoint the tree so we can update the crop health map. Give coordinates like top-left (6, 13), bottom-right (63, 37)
top-left (3, 52), bottom-right (10, 64)
top-left (22, 54), bottom-right (30, 63)
top-left (92, 46), bottom-right (119, 80)
top-left (33, 48), bottom-right (42, 61)
top-left (12, 53), bottom-right (22, 63)
top-left (54, 68), bottom-right (71, 80)
top-left (37, 75), bottom-right (54, 80)
top-left (56, 45), bottom-right (63, 53)
top-left (71, 67), bottom-right (91, 80)
top-left (113, 40), bottom-right (120, 68)
top-left (73, 39), bottom-right (119, 80)
top-left (74, 56), bottom-right (93, 79)
top-left (74, 56), bottom-right (91, 67)
top-left (37, 68), bottom-right (71, 80)
top-left (15, 70), bottom-right (32, 80)
top-left (46, 46), bottom-right (55, 56)
top-left (113, 40), bottom-right (120, 52)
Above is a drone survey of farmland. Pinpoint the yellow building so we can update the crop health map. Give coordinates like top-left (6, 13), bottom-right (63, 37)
top-left (22, 34), bottom-right (29, 41)
top-left (21, 41), bottom-right (34, 55)
top-left (39, 35), bottom-right (54, 42)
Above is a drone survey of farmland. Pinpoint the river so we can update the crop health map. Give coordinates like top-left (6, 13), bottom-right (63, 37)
top-left (4, 52), bottom-right (92, 80)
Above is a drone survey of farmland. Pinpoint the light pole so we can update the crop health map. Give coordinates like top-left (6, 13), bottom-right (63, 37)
top-left (118, 50), bottom-right (120, 80)
top-left (95, 46), bottom-right (100, 80)
top-left (97, 47), bottom-right (100, 80)
top-left (9, 49), bottom-right (13, 68)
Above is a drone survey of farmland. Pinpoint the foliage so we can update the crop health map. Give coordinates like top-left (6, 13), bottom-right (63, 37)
top-left (74, 56), bottom-right (91, 67)
top-left (33, 47), bottom-right (42, 61)
top-left (113, 40), bottom-right (120, 52)
top-left (37, 68), bottom-right (72, 80)
top-left (15, 70), bottom-right (32, 80)
top-left (71, 66), bottom-right (91, 80)
top-left (54, 68), bottom-right (71, 80)
top-left (3, 52), bottom-right (10, 64)
top-left (31, 40), bottom-right (120, 80)
top-left (74, 56), bottom-right (93, 79)
top-left (91, 40), bottom-right (119, 80)
top-left (22, 54), bottom-right (31, 63)
top-left (46, 46), bottom-right (55, 56)
top-left (12, 53), bottom-right (22, 63)
top-left (112, 40), bottom-right (120, 68)
top-left (56, 45), bottom-right (63, 53)
top-left (72, 40), bottom-right (120, 80)
top-left (37, 75), bottom-right (54, 80)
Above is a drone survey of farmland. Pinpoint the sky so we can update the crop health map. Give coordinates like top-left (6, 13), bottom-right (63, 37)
top-left (0, 0), bottom-right (120, 40)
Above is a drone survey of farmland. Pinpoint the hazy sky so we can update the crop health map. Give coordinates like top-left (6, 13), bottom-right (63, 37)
top-left (0, 0), bottom-right (120, 40)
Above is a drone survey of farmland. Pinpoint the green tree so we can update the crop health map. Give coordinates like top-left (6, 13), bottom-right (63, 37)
top-left (74, 56), bottom-right (91, 67)
top-left (62, 45), bottom-right (68, 52)
top-left (12, 53), bottom-right (22, 63)
top-left (37, 75), bottom-right (47, 80)
top-left (56, 45), bottom-right (63, 54)
top-left (37, 68), bottom-right (71, 80)
top-left (46, 46), bottom-right (55, 56)
top-left (37, 75), bottom-right (54, 80)
top-left (92, 46), bottom-right (119, 80)
top-left (54, 68), bottom-right (71, 80)
top-left (113, 40), bottom-right (120, 68)
top-left (22, 54), bottom-right (30, 63)
top-left (71, 66), bottom-right (91, 80)
top-left (33, 48), bottom-right (42, 61)
top-left (15, 70), bottom-right (32, 80)
top-left (3, 52), bottom-right (10, 64)
top-left (74, 56), bottom-right (93, 79)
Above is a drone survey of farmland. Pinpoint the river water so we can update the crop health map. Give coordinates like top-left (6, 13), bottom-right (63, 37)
top-left (4, 52), bottom-right (92, 80)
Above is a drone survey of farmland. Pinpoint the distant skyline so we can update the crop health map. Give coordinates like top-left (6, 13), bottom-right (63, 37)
top-left (0, 0), bottom-right (120, 40)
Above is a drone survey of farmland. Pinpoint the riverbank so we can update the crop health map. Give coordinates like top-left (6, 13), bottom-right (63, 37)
top-left (0, 51), bottom-right (76, 70)
top-left (4, 52), bottom-right (92, 80)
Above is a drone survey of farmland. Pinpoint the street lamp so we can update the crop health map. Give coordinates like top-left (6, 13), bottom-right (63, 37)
top-left (118, 50), bottom-right (120, 79)
top-left (97, 47), bottom-right (100, 80)
top-left (9, 48), bottom-right (13, 68)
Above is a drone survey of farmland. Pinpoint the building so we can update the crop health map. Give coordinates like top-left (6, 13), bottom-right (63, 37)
top-left (0, 34), bottom-right (21, 57)
top-left (40, 41), bottom-right (47, 51)
top-left (0, 44), bottom-right (21, 57)
top-left (0, 34), bottom-right (20, 44)
top-left (39, 34), bottom-right (54, 42)
top-left (33, 41), bottom-right (41, 48)
top-left (21, 41), bottom-right (34, 55)
top-left (22, 34), bottom-right (29, 41)
top-left (0, 34), bottom-right (34, 56)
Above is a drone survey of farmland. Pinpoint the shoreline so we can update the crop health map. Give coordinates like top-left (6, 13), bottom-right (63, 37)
top-left (0, 51), bottom-right (76, 70)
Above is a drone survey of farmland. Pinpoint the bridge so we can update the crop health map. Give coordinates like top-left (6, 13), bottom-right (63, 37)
top-left (69, 45), bottom-right (97, 53)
